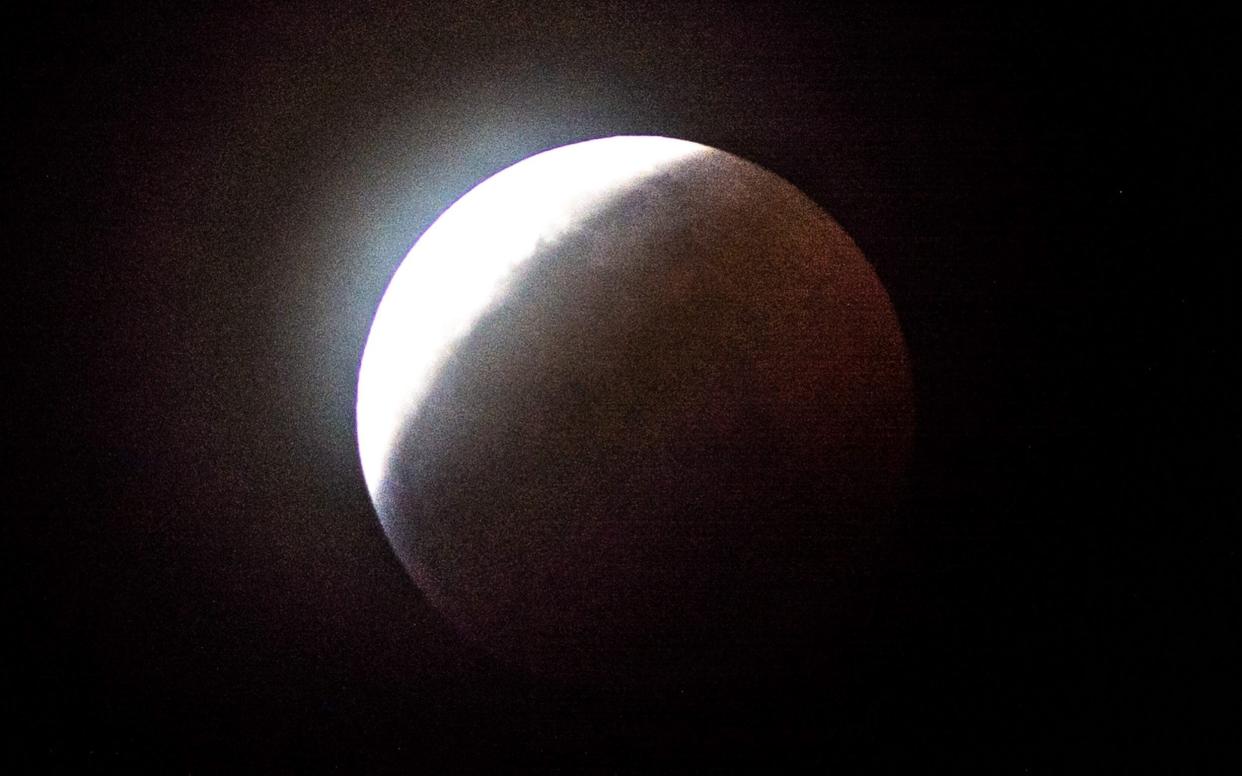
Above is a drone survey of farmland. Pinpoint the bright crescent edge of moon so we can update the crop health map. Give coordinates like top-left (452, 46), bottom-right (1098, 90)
top-left (356, 136), bottom-right (711, 519)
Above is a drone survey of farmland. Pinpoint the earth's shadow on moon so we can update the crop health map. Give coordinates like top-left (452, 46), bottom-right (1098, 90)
top-left (374, 146), bottom-right (914, 690)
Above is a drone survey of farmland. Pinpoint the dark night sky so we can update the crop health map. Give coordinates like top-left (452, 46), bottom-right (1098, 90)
top-left (7, 2), bottom-right (1226, 771)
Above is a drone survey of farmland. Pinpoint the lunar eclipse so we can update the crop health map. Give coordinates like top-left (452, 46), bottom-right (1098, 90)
top-left (11, 3), bottom-right (1201, 770)
top-left (357, 136), bottom-right (912, 681)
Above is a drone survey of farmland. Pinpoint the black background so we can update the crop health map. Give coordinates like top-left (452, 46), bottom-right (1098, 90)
top-left (7, 2), bottom-right (1225, 771)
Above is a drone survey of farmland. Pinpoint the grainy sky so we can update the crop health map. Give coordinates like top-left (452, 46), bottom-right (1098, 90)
top-left (8, 2), bottom-right (1221, 771)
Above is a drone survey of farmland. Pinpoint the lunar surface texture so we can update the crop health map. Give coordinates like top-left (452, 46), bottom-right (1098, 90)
top-left (357, 136), bottom-right (913, 682)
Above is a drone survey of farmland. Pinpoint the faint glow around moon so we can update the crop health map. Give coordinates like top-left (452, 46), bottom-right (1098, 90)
top-left (357, 136), bottom-right (709, 508)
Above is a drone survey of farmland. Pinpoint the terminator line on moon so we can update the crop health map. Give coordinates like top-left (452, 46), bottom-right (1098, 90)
top-left (356, 136), bottom-right (913, 681)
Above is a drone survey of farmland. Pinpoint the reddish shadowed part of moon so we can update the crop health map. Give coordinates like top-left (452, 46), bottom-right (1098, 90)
top-left (357, 136), bottom-right (913, 684)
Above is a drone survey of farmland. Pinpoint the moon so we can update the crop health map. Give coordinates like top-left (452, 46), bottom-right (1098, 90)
top-left (357, 136), bottom-right (913, 683)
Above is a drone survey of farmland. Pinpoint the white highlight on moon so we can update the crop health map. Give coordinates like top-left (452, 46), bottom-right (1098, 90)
top-left (357, 136), bottom-right (709, 506)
